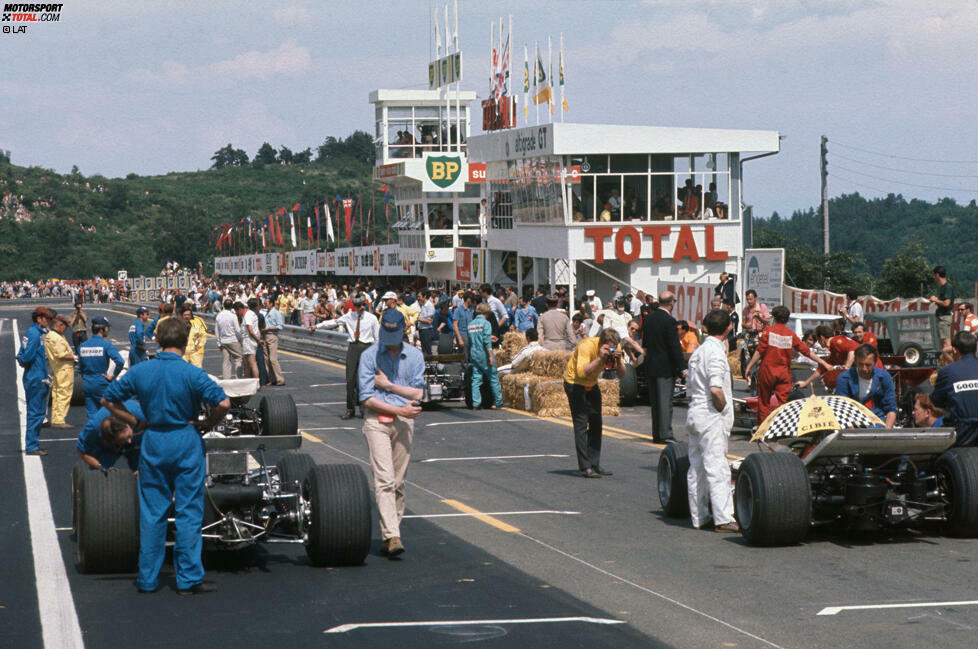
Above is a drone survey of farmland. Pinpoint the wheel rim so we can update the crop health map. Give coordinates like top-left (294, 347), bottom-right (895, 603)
top-left (657, 455), bottom-right (673, 506)
top-left (735, 472), bottom-right (755, 530)
top-left (905, 347), bottom-right (920, 365)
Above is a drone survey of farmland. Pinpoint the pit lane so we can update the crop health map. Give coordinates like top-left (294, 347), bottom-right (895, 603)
top-left (4, 302), bottom-right (978, 649)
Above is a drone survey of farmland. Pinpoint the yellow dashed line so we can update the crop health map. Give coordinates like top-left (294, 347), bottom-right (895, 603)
top-left (301, 430), bottom-right (321, 444)
top-left (441, 499), bottom-right (521, 534)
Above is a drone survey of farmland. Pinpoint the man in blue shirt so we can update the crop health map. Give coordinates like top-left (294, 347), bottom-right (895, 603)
top-left (513, 297), bottom-right (538, 334)
top-left (17, 307), bottom-right (53, 455)
top-left (78, 317), bottom-right (126, 419)
top-left (932, 331), bottom-right (978, 446)
top-left (357, 309), bottom-right (425, 557)
top-left (103, 317), bottom-right (229, 594)
top-left (451, 292), bottom-right (475, 352)
top-left (76, 399), bottom-right (145, 472)
top-left (129, 307), bottom-right (150, 366)
top-left (834, 344), bottom-right (897, 428)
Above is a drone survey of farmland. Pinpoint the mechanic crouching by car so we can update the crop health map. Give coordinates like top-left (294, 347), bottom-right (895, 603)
top-left (102, 317), bottom-right (230, 595)
top-left (833, 344), bottom-right (897, 428)
top-left (931, 331), bottom-right (978, 446)
top-left (76, 398), bottom-right (146, 473)
top-left (357, 309), bottom-right (425, 557)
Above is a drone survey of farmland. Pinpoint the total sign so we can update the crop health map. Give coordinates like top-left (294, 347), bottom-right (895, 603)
top-left (582, 224), bottom-right (731, 263)
top-left (422, 152), bottom-right (468, 192)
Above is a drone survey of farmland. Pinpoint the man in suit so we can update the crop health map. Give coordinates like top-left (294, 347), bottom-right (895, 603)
top-left (642, 291), bottom-right (685, 443)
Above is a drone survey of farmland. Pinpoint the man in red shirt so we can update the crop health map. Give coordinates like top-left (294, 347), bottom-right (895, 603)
top-left (744, 307), bottom-right (833, 424)
top-left (852, 322), bottom-right (885, 368)
top-left (795, 324), bottom-right (860, 392)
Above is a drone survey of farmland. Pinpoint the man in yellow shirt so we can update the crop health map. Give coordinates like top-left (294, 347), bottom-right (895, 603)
top-left (563, 329), bottom-right (625, 478)
top-left (277, 289), bottom-right (296, 325)
top-left (44, 314), bottom-right (76, 428)
top-left (181, 304), bottom-right (207, 367)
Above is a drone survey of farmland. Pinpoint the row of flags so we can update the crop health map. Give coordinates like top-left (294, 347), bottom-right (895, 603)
top-left (489, 18), bottom-right (567, 125)
top-left (209, 186), bottom-right (396, 255)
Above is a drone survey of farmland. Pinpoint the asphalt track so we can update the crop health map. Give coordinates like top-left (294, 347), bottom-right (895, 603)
top-left (4, 302), bottom-right (978, 649)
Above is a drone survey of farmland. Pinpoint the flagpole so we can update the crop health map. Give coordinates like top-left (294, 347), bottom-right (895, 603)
top-left (454, 0), bottom-right (460, 153)
top-left (548, 35), bottom-right (553, 123)
top-left (560, 32), bottom-right (565, 124)
top-left (534, 40), bottom-right (539, 126)
top-left (523, 43), bottom-right (528, 126)
top-left (508, 14), bottom-right (513, 128)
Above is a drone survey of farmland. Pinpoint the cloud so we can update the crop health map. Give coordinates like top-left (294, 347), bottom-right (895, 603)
top-left (128, 40), bottom-right (311, 85)
top-left (273, 3), bottom-right (314, 27)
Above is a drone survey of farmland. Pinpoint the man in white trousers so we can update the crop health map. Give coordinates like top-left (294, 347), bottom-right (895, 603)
top-left (684, 308), bottom-right (738, 533)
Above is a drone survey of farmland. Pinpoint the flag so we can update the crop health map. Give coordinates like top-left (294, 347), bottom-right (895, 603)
top-left (314, 203), bottom-right (321, 246)
top-left (493, 35), bottom-right (509, 101)
top-left (342, 198), bottom-right (353, 241)
top-left (523, 45), bottom-right (530, 119)
top-left (288, 212), bottom-right (297, 248)
top-left (534, 47), bottom-right (550, 105)
top-left (325, 203), bottom-right (335, 243)
top-left (559, 46), bottom-right (568, 112)
top-left (306, 215), bottom-right (313, 243)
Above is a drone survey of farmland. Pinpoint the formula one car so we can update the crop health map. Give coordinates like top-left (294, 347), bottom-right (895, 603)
top-left (658, 426), bottom-right (978, 546)
top-left (420, 333), bottom-right (493, 408)
top-left (73, 378), bottom-right (372, 573)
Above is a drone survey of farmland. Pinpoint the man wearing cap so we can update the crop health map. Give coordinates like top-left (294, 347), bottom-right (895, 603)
top-left (129, 307), bottom-right (151, 366)
top-left (317, 294), bottom-right (380, 419)
top-left (78, 316), bottom-right (126, 419)
top-left (44, 314), bottom-right (76, 429)
top-left (357, 309), bottom-right (425, 556)
top-left (18, 307), bottom-right (53, 455)
top-left (586, 289), bottom-right (602, 314)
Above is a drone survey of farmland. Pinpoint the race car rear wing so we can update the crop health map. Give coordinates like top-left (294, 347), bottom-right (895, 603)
top-left (800, 428), bottom-right (956, 465)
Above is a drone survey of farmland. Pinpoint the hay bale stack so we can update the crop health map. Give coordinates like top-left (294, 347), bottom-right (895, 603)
top-left (529, 378), bottom-right (620, 417)
top-left (727, 350), bottom-right (741, 378)
top-left (499, 373), bottom-right (548, 409)
top-left (499, 331), bottom-right (527, 366)
top-left (528, 349), bottom-right (573, 379)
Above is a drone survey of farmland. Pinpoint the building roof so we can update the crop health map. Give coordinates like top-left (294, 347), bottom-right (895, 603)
top-left (370, 89), bottom-right (479, 105)
top-left (468, 122), bottom-right (780, 162)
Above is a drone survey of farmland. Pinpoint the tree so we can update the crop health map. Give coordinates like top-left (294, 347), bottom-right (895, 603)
top-left (877, 243), bottom-right (932, 300)
top-left (278, 145), bottom-right (294, 164)
top-left (293, 147), bottom-right (312, 164)
top-left (210, 144), bottom-right (248, 169)
top-left (254, 142), bottom-right (277, 165)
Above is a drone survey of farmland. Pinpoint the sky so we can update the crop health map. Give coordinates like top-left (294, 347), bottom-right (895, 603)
top-left (3, 0), bottom-right (978, 219)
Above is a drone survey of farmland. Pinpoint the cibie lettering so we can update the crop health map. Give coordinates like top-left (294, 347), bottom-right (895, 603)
top-left (953, 380), bottom-right (978, 393)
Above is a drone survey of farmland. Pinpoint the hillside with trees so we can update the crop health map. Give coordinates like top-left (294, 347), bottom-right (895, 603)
top-left (754, 192), bottom-right (978, 299)
top-left (0, 132), bottom-right (382, 280)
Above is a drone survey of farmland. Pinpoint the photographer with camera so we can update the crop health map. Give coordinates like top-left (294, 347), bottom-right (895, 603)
top-left (69, 301), bottom-right (88, 352)
top-left (563, 328), bottom-right (625, 478)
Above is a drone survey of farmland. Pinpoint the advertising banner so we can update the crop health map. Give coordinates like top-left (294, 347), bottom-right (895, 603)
top-left (664, 281), bottom-right (715, 328)
top-left (744, 248), bottom-right (784, 310)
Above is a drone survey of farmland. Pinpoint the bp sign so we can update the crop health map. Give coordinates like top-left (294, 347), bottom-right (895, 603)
top-left (422, 153), bottom-right (467, 192)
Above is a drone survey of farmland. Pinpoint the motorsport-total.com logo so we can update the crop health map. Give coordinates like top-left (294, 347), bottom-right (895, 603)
top-left (2, 3), bottom-right (63, 34)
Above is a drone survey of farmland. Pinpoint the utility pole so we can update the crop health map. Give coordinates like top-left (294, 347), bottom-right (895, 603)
top-left (820, 134), bottom-right (829, 289)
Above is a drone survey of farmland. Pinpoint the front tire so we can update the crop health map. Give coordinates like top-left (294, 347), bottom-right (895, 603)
top-left (735, 453), bottom-right (811, 546)
top-left (77, 469), bottom-right (139, 573)
top-left (261, 394), bottom-right (298, 436)
top-left (657, 442), bottom-right (690, 518)
top-left (304, 464), bottom-right (372, 566)
top-left (619, 363), bottom-right (638, 407)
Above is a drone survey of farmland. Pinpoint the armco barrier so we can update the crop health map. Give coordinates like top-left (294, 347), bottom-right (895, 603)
top-left (115, 303), bottom-right (351, 364)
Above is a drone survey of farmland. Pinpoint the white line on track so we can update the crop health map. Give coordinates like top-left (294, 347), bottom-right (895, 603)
top-left (295, 401), bottom-right (346, 406)
top-left (421, 454), bottom-right (569, 463)
top-left (303, 426), bottom-right (358, 431)
top-left (817, 600), bottom-right (978, 616)
top-left (308, 382), bottom-right (347, 387)
top-left (324, 616), bottom-right (623, 634)
top-left (423, 418), bottom-right (537, 428)
top-left (403, 510), bottom-right (579, 519)
top-left (13, 319), bottom-right (85, 649)
top-left (40, 438), bottom-right (79, 442)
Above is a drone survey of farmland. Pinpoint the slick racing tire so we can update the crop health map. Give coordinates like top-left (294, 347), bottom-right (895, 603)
top-left (735, 452), bottom-right (812, 546)
top-left (277, 452), bottom-right (315, 492)
top-left (937, 447), bottom-right (978, 537)
top-left (71, 377), bottom-right (84, 407)
top-left (304, 464), bottom-right (372, 566)
top-left (71, 462), bottom-right (85, 537)
top-left (657, 442), bottom-right (690, 518)
top-left (619, 363), bottom-right (638, 407)
top-left (77, 469), bottom-right (139, 573)
top-left (260, 394), bottom-right (298, 436)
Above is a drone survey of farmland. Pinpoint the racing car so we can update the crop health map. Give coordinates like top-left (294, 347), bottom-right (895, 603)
top-left (72, 377), bottom-right (372, 573)
top-left (658, 426), bottom-right (978, 545)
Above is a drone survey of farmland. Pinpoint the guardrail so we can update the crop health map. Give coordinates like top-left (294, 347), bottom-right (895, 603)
top-left (112, 303), bottom-right (351, 364)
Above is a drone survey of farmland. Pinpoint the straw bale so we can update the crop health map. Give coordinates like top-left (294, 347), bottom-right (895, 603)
top-left (499, 373), bottom-right (549, 409)
top-left (727, 350), bottom-right (741, 378)
top-left (495, 347), bottom-right (513, 367)
top-left (528, 349), bottom-right (573, 379)
top-left (501, 330), bottom-right (527, 362)
top-left (529, 378), bottom-right (620, 417)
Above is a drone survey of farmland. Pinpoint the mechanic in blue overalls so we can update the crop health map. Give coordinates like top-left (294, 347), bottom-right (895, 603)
top-left (78, 316), bottom-right (126, 419)
top-left (467, 302), bottom-right (503, 409)
top-left (103, 316), bottom-right (229, 595)
top-left (128, 306), bottom-right (150, 366)
top-left (76, 398), bottom-right (145, 472)
top-left (932, 331), bottom-right (978, 446)
top-left (17, 306), bottom-right (54, 456)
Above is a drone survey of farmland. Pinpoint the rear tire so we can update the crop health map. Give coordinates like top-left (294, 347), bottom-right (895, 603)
top-left (938, 447), bottom-right (978, 537)
top-left (77, 469), bottom-right (139, 573)
top-left (304, 464), bottom-right (372, 566)
top-left (71, 377), bottom-right (84, 407)
top-left (657, 442), bottom-right (690, 518)
top-left (71, 462), bottom-right (85, 537)
top-left (277, 452), bottom-right (315, 491)
top-left (261, 394), bottom-right (298, 436)
top-left (735, 453), bottom-right (811, 546)
top-left (463, 365), bottom-right (474, 410)
top-left (619, 364), bottom-right (638, 407)
top-left (899, 342), bottom-right (924, 368)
